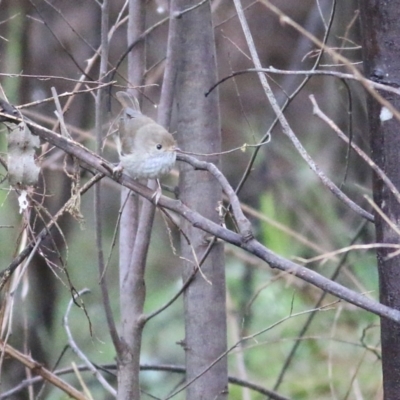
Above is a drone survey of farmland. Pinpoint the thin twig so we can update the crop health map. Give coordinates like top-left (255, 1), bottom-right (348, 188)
top-left (227, 0), bottom-right (336, 201)
top-left (259, 0), bottom-right (400, 123)
top-left (144, 209), bottom-right (224, 322)
top-left (63, 289), bottom-right (116, 397)
top-left (100, 192), bottom-right (130, 283)
top-left (144, 266), bottom-right (197, 322)
top-left (0, 173), bottom-right (104, 290)
top-left (310, 94), bottom-right (400, 207)
top-left (232, 0), bottom-right (373, 222)
top-left (301, 243), bottom-right (400, 265)
top-left (213, 0), bottom-right (336, 220)
top-left (17, 81), bottom-right (116, 110)
top-left (165, 305), bottom-right (334, 399)
top-left (177, 153), bottom-right (253, 240)
top-left (272, 220), bottom-right (368, 393)
top-left (206, 68), bottom-right (400, 98)
top-left (172, 0), bottom-right (208, 17)
top-left (51, 87), bottom-right (70, 138)
top-left (0, 72), bottom-right (100, 83)
top-left (28, 1), bottom-right (93, 80)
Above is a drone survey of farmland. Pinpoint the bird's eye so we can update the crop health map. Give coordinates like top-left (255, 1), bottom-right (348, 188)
top-left (156, 144), bottom-right (163, 150)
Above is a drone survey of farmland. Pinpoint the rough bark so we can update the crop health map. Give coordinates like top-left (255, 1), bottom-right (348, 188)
top-left (173, 1), bottom-right (228, 398)
top-left (360, 2), bottom-right (400, 398)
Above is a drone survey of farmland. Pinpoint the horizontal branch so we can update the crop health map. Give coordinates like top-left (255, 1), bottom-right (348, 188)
top-left (1, 363), bottom-right (289, 400)
top-left (206, 67), bottom-right (400, 98)
top-left (1, 111), bottom-right (399, 323)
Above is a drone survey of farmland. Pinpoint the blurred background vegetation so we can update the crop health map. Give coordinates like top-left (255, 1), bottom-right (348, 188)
top-left (0, 0), bottom-right (381, 399)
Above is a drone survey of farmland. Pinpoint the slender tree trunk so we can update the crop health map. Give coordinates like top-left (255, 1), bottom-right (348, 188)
top-left (172, 1), bottom-right (228, 398)
top-left (360, 2), bottom-right (400, 398)
top-left (117, 0), bottom-right (146, 399)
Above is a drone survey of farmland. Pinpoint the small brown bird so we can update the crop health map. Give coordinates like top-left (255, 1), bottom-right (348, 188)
top-left (114, 91), bottom-right (177, 181)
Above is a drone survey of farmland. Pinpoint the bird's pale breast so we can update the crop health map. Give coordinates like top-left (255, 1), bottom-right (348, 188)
top-left (121, 151), bottom-right (176, 179)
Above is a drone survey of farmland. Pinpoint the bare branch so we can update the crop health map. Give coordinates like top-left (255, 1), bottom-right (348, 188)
top-left (0, 173), bottom-right (104, 289)
top-left (232, 0), bottom-right (374, 223)
top-left (259, 0), bottom-right (400, 123)
top-left (177, 153), bottom-right (253, 240)
top-left (0, 363), bottom-right (289, 400)
top-left (165, 305), bottom-right (334, 399)
top-left (0, 340), bottom-right (87, 400)
top-left (272, 220), bottom-right (368, 393)
top-left (28, 1), bottom-right (93, 80)
top-left (63, 289), bottom-right (116, 397)
top-left (229, 0), bottom-right (335, 201)
top-left (310, 94), bottom-right (400, 206)
top-left (206, 67), bottom-right (400, 98)
top-left (17, 82), bottom-right (116, 110)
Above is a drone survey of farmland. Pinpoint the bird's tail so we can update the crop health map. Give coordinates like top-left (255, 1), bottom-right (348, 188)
top-left (116, 91), bottom-right (141, 111)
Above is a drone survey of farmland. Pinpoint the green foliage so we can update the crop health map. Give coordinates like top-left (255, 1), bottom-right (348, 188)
top-left (259, 191), bottom-right (294, 256)
top-left (2, 5), bottom-right (23, 101)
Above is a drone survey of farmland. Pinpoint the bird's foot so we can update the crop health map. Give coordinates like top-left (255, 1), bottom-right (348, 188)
top-left (112, 164), bottom-right (124, 179)
top-left (151, 180), bottom-right (162, 204)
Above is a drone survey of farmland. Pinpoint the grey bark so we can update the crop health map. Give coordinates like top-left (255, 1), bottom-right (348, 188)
top-left (172, 1), bottom-right (228, 398)
top-left (360, 2), bottom-right (400, 398)
top-left (117, 0), bottom-right (146, 399)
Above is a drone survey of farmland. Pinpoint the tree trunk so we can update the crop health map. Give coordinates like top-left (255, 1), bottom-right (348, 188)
top-left (117, 0), bottom-right (146, 399)
top-left (360, 2), bottom-right (400, 398)
top-left (172, 1), bottom-right (228, 398)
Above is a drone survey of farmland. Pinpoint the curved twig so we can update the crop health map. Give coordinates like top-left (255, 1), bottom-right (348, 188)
top-left (63, 289), bottom-right (116, 397)
top-left (177, 153), bottom-right (253, 240)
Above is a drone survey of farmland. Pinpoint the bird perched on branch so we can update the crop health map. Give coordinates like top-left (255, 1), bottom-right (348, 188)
top-left (114, 91), bottom-right (177, 179)
top-left (113, 91), bottom-right (177, 202)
